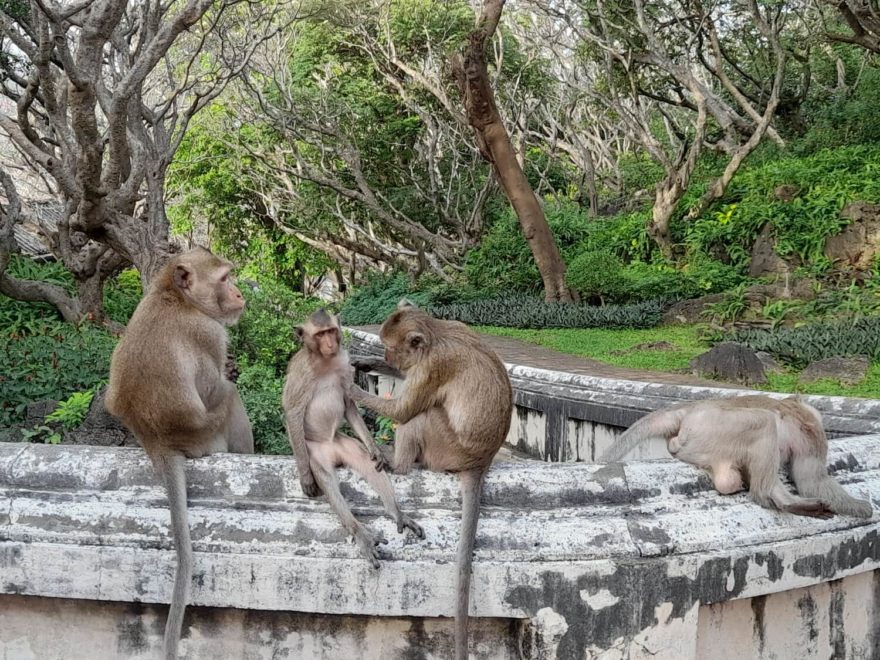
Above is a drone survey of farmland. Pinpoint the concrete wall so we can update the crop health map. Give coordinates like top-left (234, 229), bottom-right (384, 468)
top-left (2, 438), bottom-right (878, 659)
top-left (349, 329), bottom-right (880, 464)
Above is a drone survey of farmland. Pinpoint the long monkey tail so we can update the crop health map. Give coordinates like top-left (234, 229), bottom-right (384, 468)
top-left (600, 405), bottom-right (689, 462)
top-left (157, 452), bottom-right (192, 660)
top-left (455, 468), bottom-right (485, 660)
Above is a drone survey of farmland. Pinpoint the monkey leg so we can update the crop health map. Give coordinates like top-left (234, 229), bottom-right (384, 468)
top-left (745, 430), bottom-right (833, 519)
top-left (396, 408), bottom-right (479, 473)
top-left (222, 386), bottom-right (254, 454)
top-left (336, 435), bottom-right (424, 539)
top-left (791, 454), bottom-right (873, 518)
top-left (308, 441), bottom-right (386, 568)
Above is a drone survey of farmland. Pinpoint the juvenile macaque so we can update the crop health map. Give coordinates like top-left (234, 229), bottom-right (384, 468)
top-left (105, 247), bottom-right (254, 659)
top-left (282, 309), bottom-right (423, 568)
top-left (351, 301), bottom-right (513, 660)
top-left (602, 395), bottom-right (873, 518)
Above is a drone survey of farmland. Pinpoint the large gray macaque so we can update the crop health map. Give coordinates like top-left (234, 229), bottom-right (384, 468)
top-left (602, 394), bottom-right (872, 518)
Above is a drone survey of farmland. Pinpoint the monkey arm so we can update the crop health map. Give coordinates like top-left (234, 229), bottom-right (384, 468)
top-left (283, 404), bottom-right (322, 498)
top-left (350, 355), bottom-right (404, 379)
top-left (351, 382), bottom-right (433, 424)
top-left (344, 398), bottom-right (390, 471)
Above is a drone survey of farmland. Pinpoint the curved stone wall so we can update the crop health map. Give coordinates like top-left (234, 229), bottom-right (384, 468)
top-left (1, 436), bottom-right (878, 658)
top-left (1, 329), bottom-right (878, 658)
top-left (349, 329), bottom-right (880, 463)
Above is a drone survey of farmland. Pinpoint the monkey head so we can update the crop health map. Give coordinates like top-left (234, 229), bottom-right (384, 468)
top-left (296, 309), bottom-right (342, 359)
top-left (163, 247), bottom-right (246, 325)
top-left (379, 303), bottom-right (432, 372)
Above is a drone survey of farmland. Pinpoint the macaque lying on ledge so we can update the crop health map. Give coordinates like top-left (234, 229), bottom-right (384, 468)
top-left (601, 395), bottom-right (873, 519)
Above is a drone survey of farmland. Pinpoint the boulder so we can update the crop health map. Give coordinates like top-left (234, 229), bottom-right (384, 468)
top-left (749, 223), bottom-right (791, 278)
top-left (25, 399), bottom-right (58, 426)
top-left (756, 351), bottom-right (784, 374)
top-left (689, 342), bottom-right (768, 385)
top-left (662, 293), bottom-right (725, 325)
top-left (799, 356), bottom-right (870, 387)
top-left (823, 202), bottom-right (880, 270)
top-left (64, 387), bottom-right (137, 448)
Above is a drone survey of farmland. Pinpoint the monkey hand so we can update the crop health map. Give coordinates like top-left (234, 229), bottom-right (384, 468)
top-left (396, 513), bottom-right (425, 539)
top-left (299, 472), bottom-right (323, 498)
top-left (369, 446), bottom-right (391, 472)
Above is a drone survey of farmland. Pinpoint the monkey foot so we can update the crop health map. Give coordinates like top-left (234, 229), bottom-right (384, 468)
top-left (354, 528), bottom-right (387, 569)
top-left (370, 451), bottom-right (391, 473)
top-left (397, 514), bottom-right (425, 539)
top-left (300, 477), bottom-right (323, 498)
top-left (786, 499), bottom-right (835, 519)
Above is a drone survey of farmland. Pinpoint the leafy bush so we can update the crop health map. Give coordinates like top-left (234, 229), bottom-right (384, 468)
top-left (431, 295), bottom-right (665, 329)
top-left (45, 390), bottom-right (95, 431)
top-left (339, 272), bottom-right (433, 325)
top-left (566, 251), bottom-right (628, 301)
top-left (0, 298), bottom-right (116, 426)
top-left (104, 268), bottom-right (142, 324)
top-left (229, 278), bottom-right (324, 375)
top-left (236, 362), bottom-right (289, 455)
top-left (731, 317), bottom-right (880, 366)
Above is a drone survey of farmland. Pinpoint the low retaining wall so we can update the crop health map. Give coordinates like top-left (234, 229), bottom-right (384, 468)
top-left (349, 329), bottom-right (880, 463)
top-left (1, 439), bottom-right (879, 659)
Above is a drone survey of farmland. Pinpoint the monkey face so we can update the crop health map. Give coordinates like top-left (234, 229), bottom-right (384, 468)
top-left (171, 251), bottom-right (245, 325)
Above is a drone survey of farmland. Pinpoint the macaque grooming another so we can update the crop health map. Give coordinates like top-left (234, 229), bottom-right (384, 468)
top-left (105, 247), bottom-right (254, 659)
top-left (602, 395), bottom-right (872, 519)
top-left (282, 309), bottom-right (424, 568)
top-left (350, 301), bottom-right (513, 660)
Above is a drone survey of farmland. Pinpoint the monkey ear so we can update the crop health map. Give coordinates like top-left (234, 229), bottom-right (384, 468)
top-left (294, 326), bottom-right (305, 342)
top-left (397, 298), bottom-right (417, 310)
top-left (405, 331), bottom-right (426, 349)
top-left (173, 265), bottom-right (192, 290)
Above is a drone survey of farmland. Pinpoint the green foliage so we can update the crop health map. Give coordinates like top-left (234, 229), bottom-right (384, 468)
top-left (236, 362), bottom-right (289, 455)
top-left (566, 251), bottom-right (628, 301)
top-left (684, 145), bottom-right (880, 267)
top-left (20, 425), bottom-right (61, 445)
top-left (0, 297), bottom-right (116, 427)
top-left (373, 415), bottom-right (396, 444)
top-left (703, 283), bottom-right (750, 324)
top-left (103, 269), bottom-right (142, 324)
top-left (45, 390), bottom-right (94, 431)
top-left (339, 272), bottom-right (433, 325)
top-left (431, 296), bottom-right (665, 329)
top-left (229, 278), bottom-right (325, 376)
top-left (731, 317), bottom-right (880, 366)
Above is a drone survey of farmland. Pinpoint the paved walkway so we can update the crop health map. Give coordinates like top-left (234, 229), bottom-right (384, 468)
top-left (354, 325), bottom-right (740, 389)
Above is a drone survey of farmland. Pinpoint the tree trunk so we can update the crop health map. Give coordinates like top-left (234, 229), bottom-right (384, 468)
top-left (453, 0), bottom-right (576, 302)
top-left (75, 273), bottom-right (107, 324)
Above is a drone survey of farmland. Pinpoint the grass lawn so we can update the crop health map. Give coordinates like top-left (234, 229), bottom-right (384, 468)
top-left (477, 325), bottom-right (880, 400)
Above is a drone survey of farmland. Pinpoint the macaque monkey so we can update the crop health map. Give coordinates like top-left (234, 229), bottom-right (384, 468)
top-left (105, 247), bottom-right (254, 659)
top-left (282, 309), bottom-right (424, 568)
top-left (350, 301), bottom-right (513, 660)
top-left (602, 395), bottom-right (873, 519)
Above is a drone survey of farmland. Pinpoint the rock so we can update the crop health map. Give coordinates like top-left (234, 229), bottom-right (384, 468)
top-left (63, 387), bottom-right (137, 448)
top-left (823, 202), bottom-right (880, 270)
top-left (749, 223), bottom-right (791, 278)
top-left (690, 342), bottom-right (767, 385)
top-left (25, 399), bottom-right (58, 426)
top-left (661, 293), bottom-right (725, 325)
top-left (773, 185), bottom-right (800, 202)
top-left (799, 356), bottom-right (870, 386)
top-left (756, 351), bottom-right (784, 374)
top-left (610, 341), bottom-right (677, 356)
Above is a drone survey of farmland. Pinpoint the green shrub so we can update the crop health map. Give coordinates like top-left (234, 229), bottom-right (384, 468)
top-left (229, 278), bottom-right (324, 376)
top-left (236, 362), bottom-right (289, 455)
top-left (431, 296), bottom-right (665, 329)
top-left (0, 299), bottom-right (116, 426)
top-left (339, 272), bottom-right (433, 325)
top-left (566, 251), bottom-right (628, 301)
top-left (731, 317), bottom-right (880, 366)
top-left (45, 390), bottom-right (95, 431)
top-left (104, 269), bottom-right (142, 324)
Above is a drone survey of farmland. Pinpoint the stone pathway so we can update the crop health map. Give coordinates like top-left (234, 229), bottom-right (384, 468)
top-left (354, 325), bottom-right (741, 389)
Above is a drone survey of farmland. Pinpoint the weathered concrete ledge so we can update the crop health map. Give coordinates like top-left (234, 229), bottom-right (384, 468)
top-left (2, 440), bottom-right (879, 658)
top-left (349, 328), bottom-right (880, 462)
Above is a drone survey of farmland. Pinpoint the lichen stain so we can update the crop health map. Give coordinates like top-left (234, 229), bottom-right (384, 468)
top-left (792, 530), bottom-right (879, 579)
top-left (505, 556), bottom-right (751, 655)
top-left (754, 551), bottom-right (785, 582)
top-left (797, 593), bottom-right (819, 642)
top-left (750, 595), bottom-right (766, 655)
